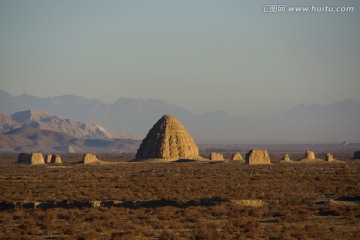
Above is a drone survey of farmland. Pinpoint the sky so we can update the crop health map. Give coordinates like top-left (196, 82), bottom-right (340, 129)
top-left (0, 0), bottom-right (359, 117)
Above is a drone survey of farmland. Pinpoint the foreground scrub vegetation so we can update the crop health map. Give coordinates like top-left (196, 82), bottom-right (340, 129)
top-left (0, 156), bottom-right (359, 239)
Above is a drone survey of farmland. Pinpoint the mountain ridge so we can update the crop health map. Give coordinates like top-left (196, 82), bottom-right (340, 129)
top-left (0, 90), bottom-right (359, 143)
top-left (0, 125), bottom-right (140, 153)
top-left (0, 109), bottom-right (133, 140)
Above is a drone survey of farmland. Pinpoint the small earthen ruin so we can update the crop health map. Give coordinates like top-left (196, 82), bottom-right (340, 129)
top-left (245, 150), bottom-right (271, 165)
top-left (17, 153), bottom-right (45, 165)
top-left (45, 154), bottom-right (53, 163)
top-left (325, 153), bottom-right (334, 162)
top-left (280, 153), bottom-right (293, 163)
top-left (51, 154), bottom-right (62, 164)
top-left (354, 151), bottom-right (360, 159)
top-left (305, 150), bottom-right (316, 160)
top-left (231, 152), bottom-right (243, 161)
top-left (82, 153), bottom-right (99, 164)
top-left (209, 152), bottom-right (224, 161)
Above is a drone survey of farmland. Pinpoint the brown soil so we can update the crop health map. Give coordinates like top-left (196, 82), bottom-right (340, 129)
top-left (0, 154), bottom-right (359, 239)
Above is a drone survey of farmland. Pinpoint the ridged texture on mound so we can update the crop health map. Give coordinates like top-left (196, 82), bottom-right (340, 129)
top-left (136, 115), bottom-right (199, 160)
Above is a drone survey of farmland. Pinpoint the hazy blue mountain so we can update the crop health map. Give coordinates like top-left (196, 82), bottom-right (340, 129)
top-left (264, 99), bottom-right (360, 143)
top-left (0, 90), bottom-right (194, 136)
top-left (0, 90), bottom-right (30, 113)
top-left (0, 90), bottom-right (359, 143)
top-left (15, 93), bottom-right (109, 124)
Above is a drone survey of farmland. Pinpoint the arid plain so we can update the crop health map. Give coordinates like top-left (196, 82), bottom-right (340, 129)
top-left (1, 147), bottom-right (360, 239)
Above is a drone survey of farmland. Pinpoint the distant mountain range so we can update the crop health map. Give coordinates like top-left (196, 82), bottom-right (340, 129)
top-left (0, 125), bottom-right (140, 153)
top-left (0, 89), bottom-right (192, 137)
top-left (0, 109), bottom-right (131, 139)
top-left (1, 89), bottom-right (359, 143)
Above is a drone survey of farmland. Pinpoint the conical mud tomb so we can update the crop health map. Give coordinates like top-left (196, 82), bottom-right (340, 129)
top-left (136, 115), bottom-right (199, 161)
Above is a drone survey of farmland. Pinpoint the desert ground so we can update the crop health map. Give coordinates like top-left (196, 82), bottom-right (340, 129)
top-left (0, 146), bottom-right (360, 239)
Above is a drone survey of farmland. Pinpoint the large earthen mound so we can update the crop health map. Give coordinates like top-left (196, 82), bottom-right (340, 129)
top-left (135, 115), bottom-right (199, 161)
top-left (245, 150), bottom-right (271, 165)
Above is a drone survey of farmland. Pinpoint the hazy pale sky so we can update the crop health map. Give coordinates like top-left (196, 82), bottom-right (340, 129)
top-left (0, 0), bottom-right (359, 116)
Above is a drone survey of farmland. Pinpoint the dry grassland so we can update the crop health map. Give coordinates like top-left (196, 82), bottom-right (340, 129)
top-left (0, 155), bottom-right (359, 239)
